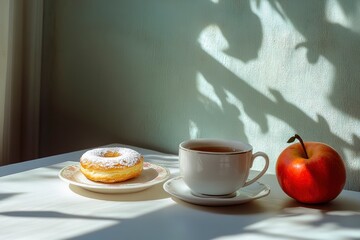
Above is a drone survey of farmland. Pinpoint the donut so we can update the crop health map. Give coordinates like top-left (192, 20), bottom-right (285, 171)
top-left (80, 147), bottom-right (144, 183)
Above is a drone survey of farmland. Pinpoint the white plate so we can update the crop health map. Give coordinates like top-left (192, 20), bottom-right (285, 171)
top-left (163, 176), bottom-right (270, 206)
top-left (59, 162), bottom-right (170, 194)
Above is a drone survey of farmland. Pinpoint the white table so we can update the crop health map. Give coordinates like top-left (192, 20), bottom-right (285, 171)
top-left (1, 144), bottom-right (360, 240)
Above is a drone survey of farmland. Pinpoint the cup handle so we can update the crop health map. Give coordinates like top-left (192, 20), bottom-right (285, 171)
top-left (243, 151), bottom-right (269, 187)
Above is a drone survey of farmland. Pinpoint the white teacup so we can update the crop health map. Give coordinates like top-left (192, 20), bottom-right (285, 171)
top-left (179, 138), bottom-right (269, 197)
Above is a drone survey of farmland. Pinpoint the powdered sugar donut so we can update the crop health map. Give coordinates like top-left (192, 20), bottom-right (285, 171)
top-left (80, 147), bottom-right (144, 183)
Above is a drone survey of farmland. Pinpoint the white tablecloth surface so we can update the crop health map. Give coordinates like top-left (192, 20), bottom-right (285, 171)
top-left (0, 144), bottom-right (359, 240)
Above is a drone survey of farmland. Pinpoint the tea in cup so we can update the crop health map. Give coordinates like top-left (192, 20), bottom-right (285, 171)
top-left (179, 138), bottom-right (269, 197)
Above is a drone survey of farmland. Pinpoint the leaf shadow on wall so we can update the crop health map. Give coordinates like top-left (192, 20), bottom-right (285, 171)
top-left (185, 0), bottom-right (359, 190)
top-left (200, 53), bottom-right (358, 190)
top-left (269, 0), bottom-right (360, 120)
top-left (186, 0), bottom-right (359, 190)
top-left (183, 0), bottom-right (264, 143)
top-left (265, 0), bottom-right (360, 190)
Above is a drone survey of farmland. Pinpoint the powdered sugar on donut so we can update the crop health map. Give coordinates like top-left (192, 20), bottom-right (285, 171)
top-left (81, 147), bottom-right (142, 168)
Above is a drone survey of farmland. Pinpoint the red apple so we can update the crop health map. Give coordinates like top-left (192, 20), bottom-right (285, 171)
top-left (276, 134), bottom-right (346, 204)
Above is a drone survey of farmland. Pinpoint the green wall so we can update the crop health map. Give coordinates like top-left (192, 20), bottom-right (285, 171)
top-left (41, 0), bottom-right (360, 190)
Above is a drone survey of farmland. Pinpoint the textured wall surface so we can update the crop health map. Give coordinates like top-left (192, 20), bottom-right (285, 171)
top-left (41, 0), bottom-right (360, 190)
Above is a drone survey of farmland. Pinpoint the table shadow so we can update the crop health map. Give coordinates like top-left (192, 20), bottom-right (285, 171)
top-left (169, 196), bottom-right (269, 215)
top-left (69, 182), bottom-right (169, 201)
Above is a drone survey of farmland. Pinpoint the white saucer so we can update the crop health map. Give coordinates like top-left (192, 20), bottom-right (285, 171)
top-left (59, 162), bottom-right (170, 194)
top-left (163, 176), bottom-right (270, 206)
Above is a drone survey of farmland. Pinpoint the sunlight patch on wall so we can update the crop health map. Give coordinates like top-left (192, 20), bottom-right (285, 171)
top-left (344, 147), bottom-right (360, 173)
top-left (196, 72), bottom-right (223, 111)
top-left (325, 0), bottom-right (352, 29)
top-left (198, 24), bottom-right (229, 53)
top-left (189, 120), bottom-right (199, 139)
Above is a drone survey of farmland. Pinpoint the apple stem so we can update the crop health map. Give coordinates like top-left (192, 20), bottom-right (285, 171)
top-left (287, 134), bottom-right (309, 159)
